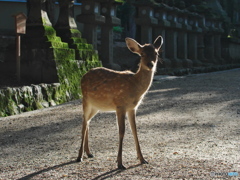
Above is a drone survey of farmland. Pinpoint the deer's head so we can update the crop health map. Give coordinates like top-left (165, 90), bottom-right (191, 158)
top-left (125, 36), bottom-right (163, 71)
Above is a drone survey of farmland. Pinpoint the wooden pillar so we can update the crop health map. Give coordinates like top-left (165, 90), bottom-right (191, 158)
top-left (13, 13), bottom-right (27, 83)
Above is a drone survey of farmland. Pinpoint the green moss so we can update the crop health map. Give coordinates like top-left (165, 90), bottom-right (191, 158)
top-left (46, 35), bottom-right (60, 42)
top-left (44, 25), bottom-right (56, 36)
top-left (69, 29), bottom-right (82, 38)
top-left (50, 41), bottom-right (69, 48)
top-left (70, 29), bottom-right (81, 34)
top-left (51, 28), bottom-right (102, 100)
top-left (53, 48), bottom-right (75, 60)
top-left (43, 26), bottom-right (70, 49)
top-left (33, 101), bottom-right (44, 109)
top-left (0, 25), bottom-right (102, 117)
top-left (0, 111), bottom-right (6, 117)
top-left (75, 43), bottom-right (93, 49)
top-left (0, 90), bottom-right (8, 116)
top-left (71, 37), bottom-right (87, 44)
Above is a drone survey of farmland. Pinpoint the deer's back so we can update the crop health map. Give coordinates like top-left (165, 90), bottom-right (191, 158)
top-left (81, 67), bottom-right (144, 111)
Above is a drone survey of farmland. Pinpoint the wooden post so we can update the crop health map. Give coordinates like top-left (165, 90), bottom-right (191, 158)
top-left (16, 34), bottom-right (21, 82)
top-left (13, 13), bottom-right (26, 83)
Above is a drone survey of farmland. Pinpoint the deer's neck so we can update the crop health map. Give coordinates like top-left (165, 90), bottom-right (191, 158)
top-left (134, 63), bottom-right (155, 94)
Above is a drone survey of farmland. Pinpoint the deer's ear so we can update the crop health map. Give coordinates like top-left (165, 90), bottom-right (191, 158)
top-left (125, 38), bottom-right (142, 56)
top-left (153, 36), bottom-right (163, 52)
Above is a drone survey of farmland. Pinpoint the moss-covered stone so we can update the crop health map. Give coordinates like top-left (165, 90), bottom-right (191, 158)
top-left (71, 37), bottom-right (87, 44)
top-left (42, 25), bottom-right (101, 102)
top-left (0, 24), bottom-right (101, 117)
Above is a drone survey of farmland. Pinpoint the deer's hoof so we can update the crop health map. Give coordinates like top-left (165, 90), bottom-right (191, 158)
top-left (76, 157), bottom-right (82, 162)
top-left (141, 159), bottom-right (148, 164)
top-left (87, 154), bottom-right (94, 158)
top-left (118, 164), bottom-right (126, 170)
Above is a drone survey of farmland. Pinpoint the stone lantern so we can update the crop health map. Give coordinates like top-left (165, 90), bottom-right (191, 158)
top-left (135, 1), bottom-right (158, 44)
top-left (177, 9), bottom-right (193, 68)
top-left (164, 7), bottom-right (183, 68)
top-left (213, 19), bottom-right (225, 64)
top-left (167, 7), bottom-right (182, 29)
top-left (77, 0), bottom-right (105, 49)
top-left (99, 0), bottom-right (121, 69)
top-left (187, 12), bottom-right (202, 66)
top-left (197, 15), bottom-right (208, 63)
top-left (25, 0), bottom-right (52, 38)
top-left (153, 3), bottom-right (171, 68)
top-left (204, 18), bottom-right (217, 64)
top-left (22, 0), bottom-right (59, 83)
top-left (54, 0), bottom-right (79, 43)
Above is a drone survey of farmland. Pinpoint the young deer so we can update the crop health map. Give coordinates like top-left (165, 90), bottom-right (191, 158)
top-left (77, 36), bottom-right (163, 169)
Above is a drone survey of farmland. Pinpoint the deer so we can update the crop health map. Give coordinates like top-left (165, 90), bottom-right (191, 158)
top-left (76, 36), bottom-right (163, 169)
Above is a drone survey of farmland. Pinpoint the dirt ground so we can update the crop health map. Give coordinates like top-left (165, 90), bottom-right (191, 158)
top-left (0, 69), bottom-right (239, 180)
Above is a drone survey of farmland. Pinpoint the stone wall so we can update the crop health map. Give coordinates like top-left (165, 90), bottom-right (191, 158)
top-left (0, 83), bottom-right (61, 117)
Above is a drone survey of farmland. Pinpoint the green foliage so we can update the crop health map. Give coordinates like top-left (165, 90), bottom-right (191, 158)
top-left (113, 26), bottom-right (124, 33)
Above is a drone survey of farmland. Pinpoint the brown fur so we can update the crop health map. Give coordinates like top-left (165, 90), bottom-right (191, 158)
top-left (77, 36), bottom-right (163, 169)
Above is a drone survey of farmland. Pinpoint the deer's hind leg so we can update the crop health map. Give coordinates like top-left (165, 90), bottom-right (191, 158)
top-left (77, 100), bottom-right (98, 162)
top-left (116, 108), bottom-right (127, 169)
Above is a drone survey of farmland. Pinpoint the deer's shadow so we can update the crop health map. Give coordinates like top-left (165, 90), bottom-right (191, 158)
top-left (17, 160), bottom-right (77, 180)
top-left (92, 164), bottom-right (141, 180)
top-left (17, 160), bottom-right (141, 180)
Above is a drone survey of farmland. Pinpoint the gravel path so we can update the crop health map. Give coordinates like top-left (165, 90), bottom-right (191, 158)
top-left (0, 69), bottom-right (240, 180)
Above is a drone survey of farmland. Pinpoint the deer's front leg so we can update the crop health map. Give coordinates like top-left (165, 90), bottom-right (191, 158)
top-left (116, 108), bottom-right (126, 170)
top-left (77, 119), bottom-right (88, 162)
top-left (127, 109), bottom-right (148, 165)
